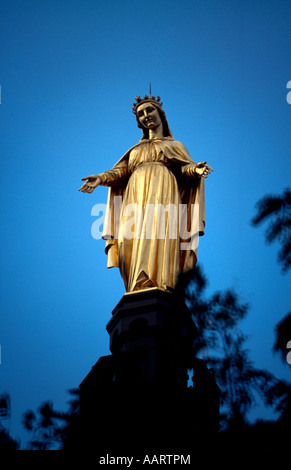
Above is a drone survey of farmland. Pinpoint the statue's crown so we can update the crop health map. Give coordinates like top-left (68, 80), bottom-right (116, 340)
top-left (132, 95), bottom-right (163, 114)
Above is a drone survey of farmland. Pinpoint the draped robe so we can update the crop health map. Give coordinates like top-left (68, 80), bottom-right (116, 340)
top-left (101, 137), bottom-right (205, 292)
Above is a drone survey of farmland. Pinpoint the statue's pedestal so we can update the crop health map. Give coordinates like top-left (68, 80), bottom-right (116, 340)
top-left (79, 288), bottom-right (220, 454)
top-left (106, 288), bottom-right (197, 388)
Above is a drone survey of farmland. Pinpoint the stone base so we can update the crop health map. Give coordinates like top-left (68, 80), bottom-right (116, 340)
top-left (79, 288), bottom-right (220, 454)
top-left (106, 288), bottom-right (197, 388)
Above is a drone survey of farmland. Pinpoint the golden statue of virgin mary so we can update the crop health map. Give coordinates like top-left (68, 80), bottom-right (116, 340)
top-left (79, 95), bottom-right (213, 292)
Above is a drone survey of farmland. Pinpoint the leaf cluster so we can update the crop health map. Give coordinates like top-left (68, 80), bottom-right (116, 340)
top-left (176, 265), bottom-right (290, 428)
top-left (22, 389), bottom-right (80, 450)
top-left (251, 187), bottom-right (291, 272)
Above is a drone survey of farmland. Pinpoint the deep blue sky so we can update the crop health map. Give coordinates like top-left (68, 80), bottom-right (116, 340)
top-left (1, 0), bottom-right (290, 448)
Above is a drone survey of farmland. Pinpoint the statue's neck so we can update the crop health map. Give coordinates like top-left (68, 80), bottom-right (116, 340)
top-left (148, 122), bottom-right (164, 140)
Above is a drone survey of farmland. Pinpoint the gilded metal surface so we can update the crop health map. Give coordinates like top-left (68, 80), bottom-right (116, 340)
top-left (79, 98), bottom-right (213, 292)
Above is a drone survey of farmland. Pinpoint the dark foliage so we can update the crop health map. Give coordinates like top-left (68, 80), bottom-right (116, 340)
top-left (0, 392), bottom-right (19, 450)
top-left (251, 187), bottom-right (291, 272)
top-left (176, 265), bottom-right (290, 431)
top-left (22, 389), bottom-right (80, 450)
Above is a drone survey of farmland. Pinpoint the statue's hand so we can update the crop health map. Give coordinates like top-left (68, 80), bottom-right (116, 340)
top-left (78, 175), bottom-right (102, 193)
top-left (195, 162), bottom-right (213, 178)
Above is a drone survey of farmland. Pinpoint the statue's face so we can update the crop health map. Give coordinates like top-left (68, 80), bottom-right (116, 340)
top-left (136, 103), bottom-right (162, 130)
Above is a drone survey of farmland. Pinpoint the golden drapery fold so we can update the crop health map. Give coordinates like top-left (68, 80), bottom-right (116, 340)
top-left (101, 137), bottom-right (205, 292)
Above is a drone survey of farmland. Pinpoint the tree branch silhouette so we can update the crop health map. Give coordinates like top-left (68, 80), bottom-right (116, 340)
top-left (251, 187), bottom-right (291, 273)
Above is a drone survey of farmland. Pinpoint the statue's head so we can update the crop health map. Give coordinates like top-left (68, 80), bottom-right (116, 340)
top-left (132, 95), bottom-right (173, 139)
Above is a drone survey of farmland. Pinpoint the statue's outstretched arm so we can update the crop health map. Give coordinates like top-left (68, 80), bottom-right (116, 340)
top-left (181, 161), bottom-right (213, 179)
top-left (79, 164), bottom-right (128, 194)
